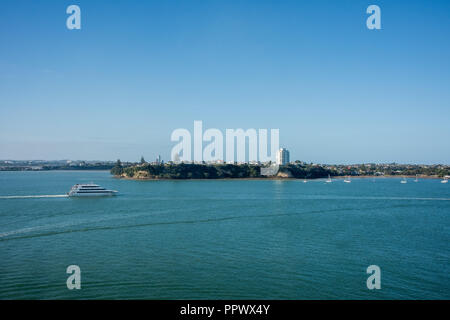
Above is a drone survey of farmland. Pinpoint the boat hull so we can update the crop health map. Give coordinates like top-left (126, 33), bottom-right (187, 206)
top-left (68, 191), bottom-right (117, 197)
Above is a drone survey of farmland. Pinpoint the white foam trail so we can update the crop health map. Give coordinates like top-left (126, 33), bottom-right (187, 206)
top-left (0, 195), bottom-right (68, 199)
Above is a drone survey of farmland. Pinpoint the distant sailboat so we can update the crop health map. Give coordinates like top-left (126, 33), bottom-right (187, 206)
top-left (303, 178), bottom-right (307, 183)
top-left (344, 176), bottom-right (351, 183)
top-left (325, 174), bottom-right (332, 183)
top-left (400, 177), bottom-right (407, 184)
top-left (415, 174), bottom-right (418, 182)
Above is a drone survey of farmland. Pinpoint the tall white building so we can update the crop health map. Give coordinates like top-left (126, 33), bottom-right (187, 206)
top-left (276, 148), bottom-right (290, 165)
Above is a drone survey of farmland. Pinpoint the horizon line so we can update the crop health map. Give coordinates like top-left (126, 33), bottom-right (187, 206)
top-left (1, 159), bottom-right (449, 166)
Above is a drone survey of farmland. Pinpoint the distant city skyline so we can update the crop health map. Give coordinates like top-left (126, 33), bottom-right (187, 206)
top-left (1, 0), bottom-right (450, 164)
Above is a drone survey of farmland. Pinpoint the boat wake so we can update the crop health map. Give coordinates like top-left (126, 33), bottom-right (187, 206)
top-left (0, 201), bottom-right (447, 242)
top-left (0, 195), bottom-right (68, 199)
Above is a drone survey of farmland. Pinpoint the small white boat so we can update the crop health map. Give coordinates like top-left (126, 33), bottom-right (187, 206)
top-left (68, 184), bottom-right (118, 197)
top-left (441, 178), bottom-right (448, 184)
top-left (303, 178), bottom-right (307, 183)
top-left (344, 176), bottom-right (351, 183)
top-left (400, 177), bottom-right (407, 184)
top-left (325, 174), bottom-right (332, 183)
top-left (415, 174), bottom-right (418, 182)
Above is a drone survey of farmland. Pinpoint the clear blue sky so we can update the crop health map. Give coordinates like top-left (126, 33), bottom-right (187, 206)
top-left (1, 0), bottom-right (449, 164)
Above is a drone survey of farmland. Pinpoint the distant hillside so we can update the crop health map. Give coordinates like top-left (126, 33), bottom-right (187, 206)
top-left (111, 163), bottom-right (333, 179)
top-left (111, 161), bottom-right (450, 180)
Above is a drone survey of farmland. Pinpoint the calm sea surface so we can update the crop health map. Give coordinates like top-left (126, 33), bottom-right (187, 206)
top-left (0, 171), bottom-right (448, 299)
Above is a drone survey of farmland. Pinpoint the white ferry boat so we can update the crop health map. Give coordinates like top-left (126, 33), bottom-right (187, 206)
top-left (68, 184), bottom-right (118, 197)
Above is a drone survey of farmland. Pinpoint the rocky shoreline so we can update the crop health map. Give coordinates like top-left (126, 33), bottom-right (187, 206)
top-left (113, 173), bottom-right (445, 181)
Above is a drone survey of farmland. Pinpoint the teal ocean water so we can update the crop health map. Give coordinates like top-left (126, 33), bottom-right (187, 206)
top-left (0, 171), bottom-right (449, 299)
